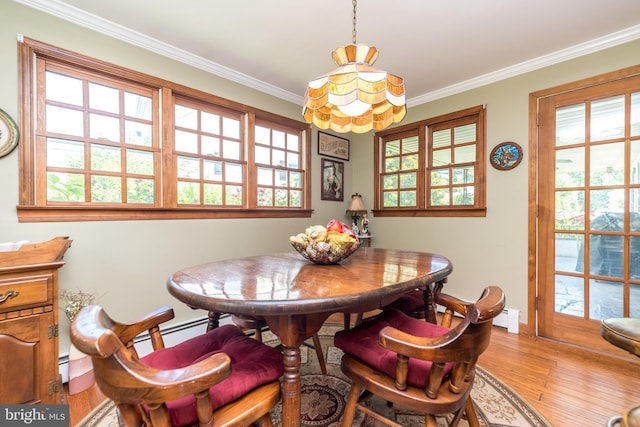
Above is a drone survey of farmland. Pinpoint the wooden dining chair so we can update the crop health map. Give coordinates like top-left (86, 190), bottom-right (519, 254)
top-left (334, 286), bottom-right (505, 427)
top-left (71, 305), bottom-right (284, 427)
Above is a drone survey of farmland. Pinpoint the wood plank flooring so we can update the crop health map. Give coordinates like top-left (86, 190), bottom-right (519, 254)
top-left (66, 325), bottom-right (640, 427)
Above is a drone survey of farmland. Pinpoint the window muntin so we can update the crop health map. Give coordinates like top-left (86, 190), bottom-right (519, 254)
top-left (18, 37), bottom-right (311, 221)
top-left (375, 106), bottom-right (486, 217)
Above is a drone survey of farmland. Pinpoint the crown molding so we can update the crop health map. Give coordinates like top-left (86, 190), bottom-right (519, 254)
top-left (14, 0), bottom-right (640, 109)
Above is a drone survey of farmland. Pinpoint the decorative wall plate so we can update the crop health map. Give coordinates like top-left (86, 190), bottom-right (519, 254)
top-left (0, 109), bottom-right (19, 158)
top-left (490, 141), bottom-right (522, 170)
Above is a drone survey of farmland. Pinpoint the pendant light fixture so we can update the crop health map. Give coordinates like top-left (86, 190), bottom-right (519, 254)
top-left (302, 0), bottom-right (406, 134)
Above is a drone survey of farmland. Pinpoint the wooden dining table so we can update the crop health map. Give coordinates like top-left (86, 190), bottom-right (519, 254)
top-left (166, 247), bottom-right (453, 427)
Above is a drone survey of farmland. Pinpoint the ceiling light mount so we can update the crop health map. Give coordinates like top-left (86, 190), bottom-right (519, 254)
top-left (302, 0), bottom-right (406, 134)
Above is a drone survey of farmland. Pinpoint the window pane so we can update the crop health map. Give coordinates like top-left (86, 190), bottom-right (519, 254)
top-left (401, 154), bottom-right (418, 170)
top-left (89, 113), bottom-right (120, 142)
top-left (383, 191), bottom-right (398, 207)
top-left (431, 169), bottom-right (449, 186)
top-left (454, 124), bottom-right (475, 144)
top-left (385, 157), bottom-right (399, 172)
top-left (202, 136), bottom-right (220, 156)
top-left (177, 156), bottom-right (200, 179)
top-left (125, 120), bottom-right (152, 147)
top-left (432, 149), bottom-right (450, 166)
top-left (555, 190), bottom-right (585, 231)
top-left (91, 144), bottom-right (121, 172)
top-left (275, 189), bottom-right (288, 206)
top-left (258, 187), bottom-right (273, 206)
top-left (555, 274), bottom-right (583, 316)
top-left (452, 186), bottom-right (474, 205)
top-left (46, 71), bottom-right (83, 105)
top-left (177, 181), bottom-right (199, 204)
top-left (556, 103), bottom-right (585, 146)
top-left (290, 172), bottom-right (302, 188)
top-left (590, 280), bottom-right (623, 319)
top-left (632, 140), bottom-right (640, 184)
top-left (288, 134), bottom-right (300, 151)
top-left (590, 142), bottom-right (623, 186)
top-left (127, 178), bottom-right (154, 203)
top-left (399, 190), bottom-right (416, 207)
top-left (46, 105), bottom-right (84, 136)
top-left (91, 175), bottom-right (121, 202)
top-left (124, 92), bottom-right (152, 120)
top-left (47, 139), bottom-right (84, 168)
top-left (556, 233), bottom-right (583, 274)
top-left (632, 284), bottom-right (640, 317)
top-left (226, 185), bottom-right (243, 205)
top-left (203, 160), bottom-right (222, 181)
top-left (258, 167), bottom-right (273, 185)
top-left (89, 83), bottom-right (119, 114)
top-left (204, 183), bottom-right (222, 205)
top-left (290, 190), bottom-right (302, 207)
top-left (452, 166), bottom-right (474, 184)
top-left (127, 149), bottom-right (154, 175)
top-left (454, 144), bottom-right (475, 163)
top-left (226, 163), bottom-right (243, 183)
top-left (272, 149), bottom-right (285, 167)
top-left (591, 95), bottom-right (625, 141)
top-left (175, 130), bottom-right (198, 153)
top-left (222, 117), bottom-right (240, 139)
top-left (383, 175), bottom-right (397, 190)
top-left (432, 130), bottom-right (450, 148)
top-left (399, 172), bottom-right (416, 189)
top-left (590, 189), bottom-right (624, 216)
top-left (255, 145), bottom-right (270, 164)
top-left (630, 236), bottom-right (640, 278)
top-left (590, 234), bottom-right (623, 278)
top-left (47, 172), bottom-right (85, 202)
top-left (255, 125), bottom-right (270, 144)
top-left (223, 140), bottom-right (241, 160)
top-left (273, 130), bottom-right (285, 148)
top-left (201, 111), bottom-right (220, 134)
top-left (556, 147), bottom-right (585, 187)
top-left (632, 92), bottom-right (640, 137)
top-left (287, 152), bottom-right (299, 169)
top-left (385, 140), bottom-right (400, 156)
top-left (275, 170), bottom-right (287, 187)
top-left (430, 188), bottom-right (449, 206)
top-left (402, 136), bottom-right (419, 153)
top-left (175, 105), bottom-right (197, 129)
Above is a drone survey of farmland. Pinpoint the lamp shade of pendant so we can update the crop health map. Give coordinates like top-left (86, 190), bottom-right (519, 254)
top-left (303, 44), bottom-right (406, 134)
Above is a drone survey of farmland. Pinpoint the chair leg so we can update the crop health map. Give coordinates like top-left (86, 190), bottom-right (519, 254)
top-left (340, 382), bottom-right (363, 427)
top-left (463, 397), bottom-right (480, 427)
top-left (255, 413), bottom-right (274, 427)
top-left (311, 333), bottom-right (327, 374)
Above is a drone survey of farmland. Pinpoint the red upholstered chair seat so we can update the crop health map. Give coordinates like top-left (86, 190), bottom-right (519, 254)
top-left (141, 324), bottom-right (284, 427)
top-left (334, 308), bottom-right (453, 388)
top-left (385, 290), bottom-right (426, 313)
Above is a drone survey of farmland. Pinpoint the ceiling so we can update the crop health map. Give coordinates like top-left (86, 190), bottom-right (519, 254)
top-left (16, 0), bottom-right (640, 109)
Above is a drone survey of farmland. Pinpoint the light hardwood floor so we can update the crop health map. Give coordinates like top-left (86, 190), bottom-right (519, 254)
top-left (66, 325), bottom-right (640, 427)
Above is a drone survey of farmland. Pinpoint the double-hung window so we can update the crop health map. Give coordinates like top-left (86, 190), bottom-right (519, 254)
top-left (374, 105), bottom-right (486, 217)
top-left (17, 37), bottom-right (311, 222)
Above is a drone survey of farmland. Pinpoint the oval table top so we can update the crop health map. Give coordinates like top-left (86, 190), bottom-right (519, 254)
top-left (166, 247), bottom-right (453, 317)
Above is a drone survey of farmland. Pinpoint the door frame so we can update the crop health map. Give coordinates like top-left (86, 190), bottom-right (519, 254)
top-left (528, 64), bottom-right (640, 338)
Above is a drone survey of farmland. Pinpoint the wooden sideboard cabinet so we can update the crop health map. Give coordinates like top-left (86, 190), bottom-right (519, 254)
top-left (0, 237), bottom-right (72, 404)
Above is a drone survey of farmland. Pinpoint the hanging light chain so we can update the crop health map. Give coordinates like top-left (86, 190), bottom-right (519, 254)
top-left (352, 0), bottom-right (357, 45)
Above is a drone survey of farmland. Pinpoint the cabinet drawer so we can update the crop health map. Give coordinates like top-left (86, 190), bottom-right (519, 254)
top-left (0, 275), bottom-right (51, 311)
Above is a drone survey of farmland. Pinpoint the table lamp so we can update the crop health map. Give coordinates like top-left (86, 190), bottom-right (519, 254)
top-left (347, 193), bottom-right (368, 235)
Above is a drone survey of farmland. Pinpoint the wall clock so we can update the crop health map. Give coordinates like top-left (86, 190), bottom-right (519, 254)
top-left (0, 109), bottom-right (19, 158)
top-left (490, 141), bottom-right (523, 171)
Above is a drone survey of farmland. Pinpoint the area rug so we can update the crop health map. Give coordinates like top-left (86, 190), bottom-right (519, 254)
top-left (78, 324), bottom-right (550, 427)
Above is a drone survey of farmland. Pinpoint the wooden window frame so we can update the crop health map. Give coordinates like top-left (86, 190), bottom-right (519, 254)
top-left (373, 105), bottom-right (487, 217)
top-left (17, 37), bottom-right (311, 222)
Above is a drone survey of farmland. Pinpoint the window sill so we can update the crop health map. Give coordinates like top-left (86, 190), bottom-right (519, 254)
top-left (372, 208), bottom-right (487, 218)
top-left (16, 206), bottom-right (314, 222)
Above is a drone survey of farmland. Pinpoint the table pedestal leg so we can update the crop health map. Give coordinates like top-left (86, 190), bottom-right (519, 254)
top-left (281, 345), bottom-right (301, 426)
top-left (424, 279), bottom-right (446, 324)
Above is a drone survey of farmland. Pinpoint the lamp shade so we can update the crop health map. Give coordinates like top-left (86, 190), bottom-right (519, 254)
top-left (303, 44), bottom-right (406, 134)
top-left (347, 193), bottom-right (367, 212)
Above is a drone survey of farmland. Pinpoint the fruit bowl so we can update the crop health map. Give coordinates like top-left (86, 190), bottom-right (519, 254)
top-left (289, 220), bottom-right (361, 265)
top-left (290, 238), bottom-right (361, 265)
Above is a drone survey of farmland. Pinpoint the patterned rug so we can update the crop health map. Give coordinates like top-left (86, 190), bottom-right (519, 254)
top-left (78, 324), bottom-right (550, 427)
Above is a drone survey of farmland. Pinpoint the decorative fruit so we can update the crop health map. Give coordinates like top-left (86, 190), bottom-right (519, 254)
top-left (289, 219), bottom-right (361, 264)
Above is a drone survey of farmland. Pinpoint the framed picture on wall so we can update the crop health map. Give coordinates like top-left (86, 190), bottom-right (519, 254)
top-left (318, 131), bottom-right (350, 161)
top-left (321, 158), bottom-right (344, 201)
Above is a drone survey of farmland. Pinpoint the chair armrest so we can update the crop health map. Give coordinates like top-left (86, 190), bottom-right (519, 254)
top-left (379, 318), bottom-right (472, 363)
top-left (108, 350), bottom-right (232, 404)
top-left (114, 306), bottom-right (175, 344)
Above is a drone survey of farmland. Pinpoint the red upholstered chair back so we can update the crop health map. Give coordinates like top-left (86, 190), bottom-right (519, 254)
top-left (71, 305), bottom-right (283, 427)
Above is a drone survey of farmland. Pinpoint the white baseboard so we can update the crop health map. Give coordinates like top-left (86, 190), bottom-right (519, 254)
top-left (493, 308), bottom-right (520, 334)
